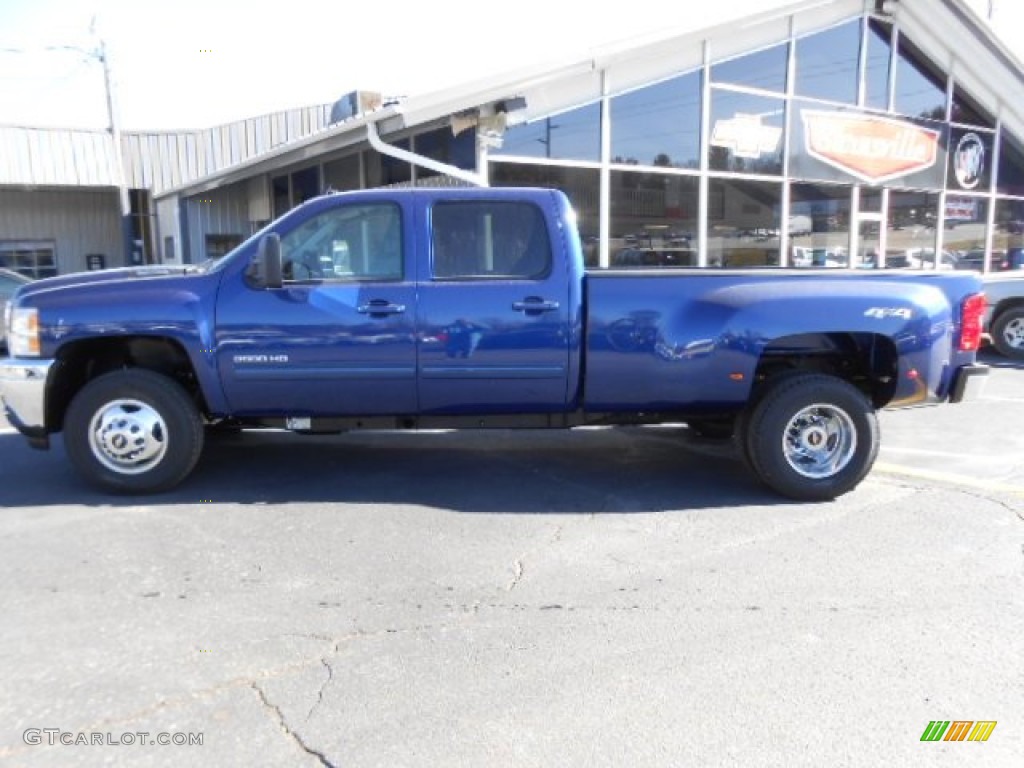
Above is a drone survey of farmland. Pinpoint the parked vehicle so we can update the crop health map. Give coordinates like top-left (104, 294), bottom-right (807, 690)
top-left (956, 247), bottom-right (1024, 272)
top-left (980, 272), bottom-right (1024, 359)
top-left (0, 268), bottom-right (33, 353)
top-left (997, 246), bottom-right (1024, 271)
top-left (0, 188), bottom-right (988, 501)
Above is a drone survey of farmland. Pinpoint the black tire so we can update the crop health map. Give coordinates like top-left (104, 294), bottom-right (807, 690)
top-left (731, 369), bottom-right (807, 471)
top-left (64, 369), bottom-right (204, 494)
top-left (743, 374), bottom-right (879, 501)
top-left (990, 307), bottom-right (1024, 360)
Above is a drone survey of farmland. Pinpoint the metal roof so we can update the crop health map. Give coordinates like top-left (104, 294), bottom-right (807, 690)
top-left (0, 126), bottom-right (120, 187)
top-left (4, 0), bottom-right (1024, 199)
top-left (0, 104), bottom-right (332, 193)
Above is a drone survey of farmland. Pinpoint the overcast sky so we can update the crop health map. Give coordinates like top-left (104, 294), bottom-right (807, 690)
top-left (0, 0), bottom-right (1014, 131)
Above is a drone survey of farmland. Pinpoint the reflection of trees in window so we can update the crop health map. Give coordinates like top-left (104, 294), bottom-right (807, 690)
top-left (711, 43), bottom-right (788, 93)
top-left (951, 84), bottom-right (994, 128)
top-left (610, 72), bottom-right (701, 169)
top-left (492, 103), bottom-right (601, 162)
top-left (795, 20), bottom-right (860, 105)
top-left (894, 35), bottom-right (947, 121)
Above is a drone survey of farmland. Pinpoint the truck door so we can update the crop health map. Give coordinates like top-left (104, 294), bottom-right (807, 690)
top-left (215, 199), bottom-right (418, 415)
top-left (417, 198), bottom-right (571, 413)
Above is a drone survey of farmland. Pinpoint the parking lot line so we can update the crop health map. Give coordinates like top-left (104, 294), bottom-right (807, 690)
top-left (873, 461), bottom-right (1024, 496)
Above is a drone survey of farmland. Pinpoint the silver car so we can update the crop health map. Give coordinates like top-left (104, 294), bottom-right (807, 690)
top-left (0, 268), bottom-right (33, 353)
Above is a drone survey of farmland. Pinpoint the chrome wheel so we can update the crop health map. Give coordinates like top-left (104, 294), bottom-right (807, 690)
top-left (1000, 316), bottom-right (1024, 349)
top-left (781, 403), bottom-right (857, 479)
top-left (88, 398), bottom-right (168, 475)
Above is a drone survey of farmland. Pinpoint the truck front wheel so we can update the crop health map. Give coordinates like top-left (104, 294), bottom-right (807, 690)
top-left (64, 369), bottom-right (204, 494)
top-left (744, 374), bottom-right (878, 501)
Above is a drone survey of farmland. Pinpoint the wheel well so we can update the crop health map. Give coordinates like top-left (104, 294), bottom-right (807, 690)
top-left (47, 336), bottom-right (206, 431)
top-left (991, 298), bottom-right (1024, 326)
top-left (753, 332), bottom-right (899, 408)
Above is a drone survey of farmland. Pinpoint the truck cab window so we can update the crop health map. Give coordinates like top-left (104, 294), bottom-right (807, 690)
top-left (432, 201), bottom-right (551, 280)
top-left (281, 203), bottom-right (402, 281)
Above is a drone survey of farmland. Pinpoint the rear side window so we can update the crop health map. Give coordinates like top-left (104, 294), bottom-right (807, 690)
top-left (431, 201), bottom-right (551, 280)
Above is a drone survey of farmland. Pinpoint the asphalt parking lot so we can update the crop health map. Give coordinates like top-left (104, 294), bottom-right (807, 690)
top-left (1, 350), bottom-right (1021, 767)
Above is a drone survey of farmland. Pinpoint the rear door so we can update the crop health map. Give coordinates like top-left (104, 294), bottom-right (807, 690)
top-left (416, 195), bottom-right (571, 413)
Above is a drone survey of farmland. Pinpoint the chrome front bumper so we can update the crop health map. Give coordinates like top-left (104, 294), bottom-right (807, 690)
top-left (0, 357), bottom-right (55, 439)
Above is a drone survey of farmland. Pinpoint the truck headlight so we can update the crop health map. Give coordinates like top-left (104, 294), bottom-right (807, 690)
top-left (9, 307), bottom-right (40, 357)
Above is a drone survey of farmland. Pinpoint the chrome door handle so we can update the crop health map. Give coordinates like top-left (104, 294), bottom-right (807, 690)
top-left (512, 298), bottom-right (560, 313)
top-left (357, 301), bottom-right (406, 315)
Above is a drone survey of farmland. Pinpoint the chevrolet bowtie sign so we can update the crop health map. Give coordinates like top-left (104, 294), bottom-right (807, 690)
top-left (801, 110), bottom-right (941, 183)
top-left (710, 114), bottom-right (783, 159)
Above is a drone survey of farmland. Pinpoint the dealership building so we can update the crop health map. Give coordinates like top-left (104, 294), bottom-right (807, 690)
top-left (2, 0), bottom-right (1024, 277)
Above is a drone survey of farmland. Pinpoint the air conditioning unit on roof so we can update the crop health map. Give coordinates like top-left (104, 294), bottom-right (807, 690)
top-left (329, 91), bottom-right (384, 124)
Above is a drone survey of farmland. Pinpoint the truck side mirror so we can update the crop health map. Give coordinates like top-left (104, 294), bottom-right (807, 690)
top-left (246, 233), bottom-right (283, 289)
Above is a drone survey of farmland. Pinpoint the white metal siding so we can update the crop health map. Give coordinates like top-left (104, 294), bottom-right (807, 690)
top-left (120, 104), bottom-right (332, 196)
top-left (0, 188), bottom-right (122, 273)
top-left (0, 127), bottom-right (119, 187)
top-left (184, 181), bottom-right (253, 262)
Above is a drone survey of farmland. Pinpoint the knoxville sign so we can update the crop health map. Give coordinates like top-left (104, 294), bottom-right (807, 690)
top-left (801, 110), bottom-right (941, 184)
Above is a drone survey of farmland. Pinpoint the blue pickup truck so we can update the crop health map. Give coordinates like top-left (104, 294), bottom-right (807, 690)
top-left (1, 187), bottom-right (988, 500)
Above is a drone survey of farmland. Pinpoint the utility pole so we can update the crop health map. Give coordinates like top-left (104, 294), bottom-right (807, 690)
top-left (93, 22), bottom-right (135, 267)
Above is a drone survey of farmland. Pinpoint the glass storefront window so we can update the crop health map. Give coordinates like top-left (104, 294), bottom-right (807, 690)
top-left (951, 83), bottom-right (994, 128)
top-left (709, 90), bottom-right (785, 175)
top-left (885, 190), bottom-right (940, 268)
top-left (795, 20), bottom-right (861, 105)
top-left (323, 154), bottom-right (361, 192)
top-left (945, 196), bottom-right (990, 269)
top-left (379, 139), bottom-right (412, 186)
top-left (865, 19), bottom-right (892, 111)
top-left (609, 171), bottom-right (699, 267)
top-left (490, 162), bottom-right (600, 264)
top-left (994, 198), bottom-right (1024, 270)
top-left (789, 182), bottom-right (851, 268)
top-left (414, 127), bottom-right (477, 180)
top-left (493, 103), bottom-right (601, 162)
top-left (894, 35), bottom-right (947, 121)
top-left (611, 72), bottom-right (701, 170)
top-left (861, 188), bottom-right (883, 213)
top-left (708, 178), bottom-right (782, 267)
top-left (711, 43), bottom-right (788, 94)
top-left (997, 133), bottom-right (1024, 197)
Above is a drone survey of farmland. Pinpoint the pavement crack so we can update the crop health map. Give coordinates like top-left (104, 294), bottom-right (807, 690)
top-left (252, 682), bottom-right (337, 768)
top-left (506, 524), bottom-right (564, 591)
top-left (306, 658), bottom-right (334, 722)
top-left (507, 559), bottom-right (524, 591)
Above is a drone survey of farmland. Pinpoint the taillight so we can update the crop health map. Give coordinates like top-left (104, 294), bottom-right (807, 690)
top-left (959, 292), bottom-right (985, 352)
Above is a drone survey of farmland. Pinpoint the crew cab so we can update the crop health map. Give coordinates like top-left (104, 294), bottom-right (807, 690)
top-left (1, 188), bottom-right (988, 500)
